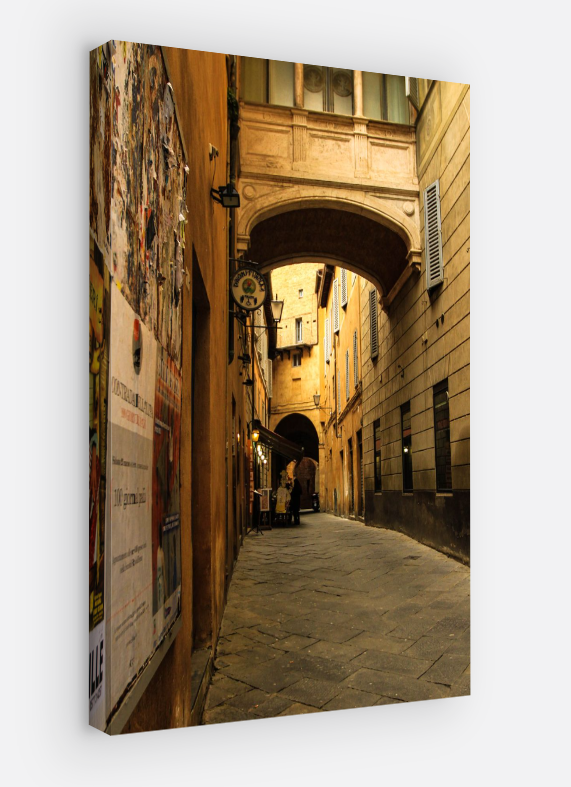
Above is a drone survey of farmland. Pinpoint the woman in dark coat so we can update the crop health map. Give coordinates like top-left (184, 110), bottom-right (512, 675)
top-left (290, 476), bottom-right (302, 525)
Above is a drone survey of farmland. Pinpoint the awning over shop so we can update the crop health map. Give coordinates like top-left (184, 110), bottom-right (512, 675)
top-left (252, 420), bottom-right (304, 463)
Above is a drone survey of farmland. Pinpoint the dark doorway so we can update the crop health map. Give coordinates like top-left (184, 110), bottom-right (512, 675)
top-left (348, 437), bottom-right (354, 515)
top-left (191, 250), bottom-right (212, 650)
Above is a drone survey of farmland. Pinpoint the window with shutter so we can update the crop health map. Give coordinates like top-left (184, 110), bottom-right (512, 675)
top-left (424, 179), bottom-right (444, 290)
top-left (405, 77), bottom-right (420, 110)
top-left (329, 313), bottom-right (333, 356)
top-left (345, 350), bottom-right (349, 401)
top-left (353, 330), bottom-right (358, 387)
top-left (337, 369), bottom-right (341, 414)
top-left (369, 289), bottom-right (379, 359)
top-left (295, 318), bottom-right (303, 343)
top-left (340, 268), bottom-right (348, 308)
top-left (324, 317), bottom-right (330, 368)
top-left (333, 279), bottom-right (340, 333)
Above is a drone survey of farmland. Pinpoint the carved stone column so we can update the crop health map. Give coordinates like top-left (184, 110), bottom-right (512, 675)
top-left (294, 63), bottom-right (304, 109)
top-left (353, 70), bottom-right (363, 117)
top-left (292, 109), bottom-right (308, 165)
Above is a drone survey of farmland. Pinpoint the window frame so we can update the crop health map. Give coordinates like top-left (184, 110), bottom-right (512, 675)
top-left (295, 318), bottom-right (303, 344)
top-left (373, 418), bottom-right (382, 492)
top-left (433, 379), bottom-right (452, 491)
top-left (401, 401), bottom-right (413, 492)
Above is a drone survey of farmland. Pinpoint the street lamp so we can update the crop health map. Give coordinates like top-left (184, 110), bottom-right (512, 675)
top-left (210, 183), bottom-right (240, 208)
top-left (270, 296), bottom-right (284, 325)
top-left (313, 393), bottom-right (332, 414)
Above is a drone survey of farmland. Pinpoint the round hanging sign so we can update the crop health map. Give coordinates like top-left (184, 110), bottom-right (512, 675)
top-left (231, 268), bottom-right (267, 311)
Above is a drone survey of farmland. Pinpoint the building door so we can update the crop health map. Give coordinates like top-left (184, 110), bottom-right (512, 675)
top-left (357, 429), bottom-right (364, 517)
top-left (348, 437), bottom-right (354, 515)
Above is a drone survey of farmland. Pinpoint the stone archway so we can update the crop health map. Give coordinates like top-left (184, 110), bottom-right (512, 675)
top-left (237, 196), bottom-right (421, 310)
top-left (272, 413), bottom-right (320, 500)
top-left (275, 412), bottom-right (319, 461)
top-left (287, 457), bottom-right (318, 509)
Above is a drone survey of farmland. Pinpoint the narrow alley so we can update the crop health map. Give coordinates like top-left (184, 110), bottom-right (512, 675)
top-left (203, 512), bottom-right (470, 724)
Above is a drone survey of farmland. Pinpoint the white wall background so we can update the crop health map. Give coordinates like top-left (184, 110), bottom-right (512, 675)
top-left (3, 1), bottom-right (568, 784)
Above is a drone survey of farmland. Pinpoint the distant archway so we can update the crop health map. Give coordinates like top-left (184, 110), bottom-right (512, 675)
top-left (287, 457), bottom-right (317, 509)
top-left (275, 413), bottom-right (319, 462)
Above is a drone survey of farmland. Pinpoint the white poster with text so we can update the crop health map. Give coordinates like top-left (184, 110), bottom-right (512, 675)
top-left (107, 286), bottom-right (156, 715)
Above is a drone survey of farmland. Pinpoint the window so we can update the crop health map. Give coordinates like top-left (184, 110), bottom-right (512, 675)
top-left (362, 73), bottom-right (408, 124)
top-left (337, 369), bottom-right (341, 414)
top-left (345, 350), bottom-right (350, 401)
top-left (298, 289), bottom-right (303, 298)
top-left (242, 58), bottom-right (295, 107)
top-left (401, 402), bottom-right (413, 491)
top-left (333, 279), bottom-right (340, 333)
top-left (295, 318), bottom-right (303, 343)
top-left (303, 65), bottom-right (353, 115)
top-left (292, 353), bottom-right (301, 368)
top-left (433, 380), bottom-right (452, 491)
top-left (340, 268), bottom-right (348, 308)
top-left (424, 179), bottom-right (444, 290)
top-left (324, 317), bottom-right (330, 369)
top-left (369, 289), bottom-right (378, 359)
top-left (374, 419), bottom-right (382, 492)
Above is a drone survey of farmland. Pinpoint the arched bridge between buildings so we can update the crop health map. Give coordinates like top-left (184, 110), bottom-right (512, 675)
top-left (236, 102), bottom-right (422, 309)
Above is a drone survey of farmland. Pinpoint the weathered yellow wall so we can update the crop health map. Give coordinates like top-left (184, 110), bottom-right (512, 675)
top-left (320, 267), bottom-right (363, 517)
top-left (269, 264), bottom-right (321, 440)
top-left (122, 46), bottom-right (231, 733)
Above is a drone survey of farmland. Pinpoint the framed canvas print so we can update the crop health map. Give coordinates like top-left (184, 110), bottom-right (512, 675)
top-left (89, 41), bottom-right (470, 735)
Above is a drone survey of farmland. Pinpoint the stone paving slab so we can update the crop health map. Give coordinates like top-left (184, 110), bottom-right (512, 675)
top-left (279, 677), bottom-right (342, 708)
top-left (323, 688), bottom-right (385, 711)
top-left (202, 512), bottom-right (469, 726)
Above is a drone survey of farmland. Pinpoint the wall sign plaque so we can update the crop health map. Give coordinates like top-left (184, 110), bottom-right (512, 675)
top-left (231, 268), bottom-right (267, 310)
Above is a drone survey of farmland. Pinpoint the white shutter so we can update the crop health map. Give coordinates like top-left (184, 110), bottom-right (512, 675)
top-left (369, 289), bottom-right (379, 359)
top-left (340, 268), bottom-right (348, 308)
top-left (333, 279), bottom-right (340, 333)
top-left (345, 350), bottom-right (349, 401)
top-left (405, 77), bottom-right (420, 110)
top-left (353, 330), bottom-right (358, 387)
top-left (329, 312), bottom-right (333, 356)
top-left (424, 179), bottom-right (444, 290)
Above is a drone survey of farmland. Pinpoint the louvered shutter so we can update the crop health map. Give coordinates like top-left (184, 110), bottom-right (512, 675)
top-left (369, 289), bottom-right (379, 359)
top-left (337, 369), bottom-right (341, 414)
top-left (341, 268), bottom-right (348, 308)
top-left (329, 313), bottom-right (333, 356)
top-left (324, 317), bottom-right (330, 369)
top-left (405, 77), bottom-right (420, 110)
top-left (333, 279), bottom-right (340, 333)
top-left (353, 330), bottom-right (358, 387)
top-left (345, 350), bottom-right (349, 401)
top-left (424, 179), bottom-right (444, 290)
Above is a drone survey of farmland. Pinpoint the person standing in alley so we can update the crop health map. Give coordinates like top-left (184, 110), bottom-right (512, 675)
top-left (290, 474), bottom-right (302, 525)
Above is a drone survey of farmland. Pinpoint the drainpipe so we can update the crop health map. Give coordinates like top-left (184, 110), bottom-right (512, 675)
top-left (228, 54), bottom-right (240, 365)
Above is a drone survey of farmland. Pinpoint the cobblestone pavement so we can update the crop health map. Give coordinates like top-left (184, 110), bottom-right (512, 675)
top-left (202, 512), bottom-right (470, 725)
